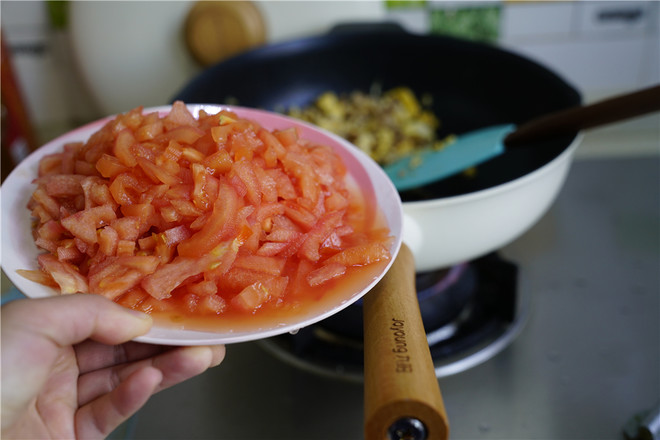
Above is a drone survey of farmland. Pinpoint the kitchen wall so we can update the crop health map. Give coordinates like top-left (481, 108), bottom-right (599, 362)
top-left (1, 0), bottom-right (658, 157)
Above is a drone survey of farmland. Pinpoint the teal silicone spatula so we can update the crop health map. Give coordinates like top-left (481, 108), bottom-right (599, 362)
top-left (384, 84), bottom-right (660, 192)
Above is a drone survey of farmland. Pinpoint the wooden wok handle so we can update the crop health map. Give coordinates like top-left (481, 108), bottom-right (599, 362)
top-left (505, 84), bottom-right (660, 147)
top-left (363, 243), bottom-right (449, 440)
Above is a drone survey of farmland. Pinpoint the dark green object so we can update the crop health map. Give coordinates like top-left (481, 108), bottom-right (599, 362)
top-left (47, 0), bottom-right (69, 30)
top-left (430, 6), bottom-right (501, 43)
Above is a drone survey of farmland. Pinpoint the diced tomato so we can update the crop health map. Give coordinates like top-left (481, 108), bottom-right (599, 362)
top-left (203, 242), bottom-right (239, 281)
top-left (116, 240), bottom-right (135, 256)
top-left (166, 183), bottom-right (193, 200)
top-left (116, 287), bottom-right (150, 309)
top-left (160, 126), bottom-right (205, 145)
top-left (157, 140), bottom-right (183, 163)
top-left (24, 101), bottom-right (392, 324)
top-left (158, 225), bottom-right (193, 247)
top-left (215, 266), bottom-right (270, 293)
top-left (60, 205), bottom-right (117, 244)
top-left (168, 199), bottom-right (203, 218)
top-left (57, 241), bottom-right (84, 262)
top-left (62, 149), bottom-right (78, 172)
top-left (98, 226), bottom-right (119, 256)
top-left (163, 100), bottom-right (198, 129)
top-left (80, 177), bottom-right (117, 211)
top-left (135, 119), bottom-right (164, 141)
top-left (38, 153), bottom-right (64, 177)
top-left (181, 147), bottom-right (204, 163)
top-left (197, 294), bottom-right (226, 314)
top-left (93, 269), bottom-right (146, 299)
top-left (141, 256), bottom-right (204, 299)
top-left (82, 127), bottom-right (113, 164)
top-left (16, 269), bottom-right (59, 289)
top-left (258, 129), bottom-right (286, 165)
top-left (96, 153), bottom-right (129, 178)
top-left (281, 151), bottom-right (318, 201)
top-left (241, 221), bottom-right (261, 254)
top-left (298, 211), bottom-right (344, 262)
top-left (229, 130), bottom-right (262, 162)
top-left (74, 159), bottom-right (100, 176)
top-left (60, 151), bottom-right (77, 175)
top-left (88, 256), bottom-right (159, 299)
top-left (35, 174), bottom-right (84, 197)
top-left (119, 255), bottom-right (160, 272)
top-left (116, 106), bottom-right (144, 130)
top-left (35, 237), bottom-right (58, 254)
top-left (31, 205), bottom-right (53, 224)
top-left (110, 216), bottom-right (142, 241)
top-left (114, 130), bottom-right (138, 167)
top-left (234, 255), bottom-right (286, 276)
top-left (210, 124), bottom-right (232, 145)
top-left (73, 237), bottom-right (96, 258)
top-left (311, 145), bottom-right (347, 182)
top-left (38, 253), bottom-right (88, 294)
top-left (137, 157), bottom-right (182, 186)
top-left (266, 226), bottom-right (302, 243)
top-left (266, 169), bottom-right (297, 200)
top-left (37, 220), bottom-right (66, 241)
top-left (153, 239), bottom-right (175, 264)
top-left (180, 292), bottom-right (200, 313)
top-left (231, 160), bottom-right (261, 205)
top-left (274, 127), bottom-right (299, 147)
top-left (326, 242), bottom-right (391, 266)
top-left (138, 296), bottom-right (174, 314)
top-left (137, 234), bottom-right (156, 251)
top-left (191, 163), bottom-right (216, 210)
top-left (133, 142), bottom-right (159, 164)
top-left (202, 149), bottom-right (232, 175)
top-left (188, 280), bottom-right (218, 296)
top-left (121, 203), bottom-right (156, 225)
top-left (177, 183), bottom-right (238, 257)
top-left (109, 172), bottom-right (147, 206)
top-left (31, 187), bottom-right (61, 219)
top-left (256, 242), bottom-right (290, 257)
top-left (191, 131), bottom-right (215, 156)
top-left (230, 276), bottom-right (289, 313)
top-left (283, 201), bottom-right (317, 230)
top-left (306, 262), bottom-right (347, 287)
top-left (324, 191), bottom-right (349, 212)
top-left (253, 202), bottom-right (284, 224)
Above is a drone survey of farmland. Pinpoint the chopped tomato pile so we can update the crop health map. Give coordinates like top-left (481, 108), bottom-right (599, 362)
top-left (24, 102), bottom-right (392, 318)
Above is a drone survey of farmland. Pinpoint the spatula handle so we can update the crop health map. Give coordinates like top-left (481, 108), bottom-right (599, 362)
top-left (505, 84), bottom-right (660, 147)
top-left (363, 243), bottom-right (449, 440)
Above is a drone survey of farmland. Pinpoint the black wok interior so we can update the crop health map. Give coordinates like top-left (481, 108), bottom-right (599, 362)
top-left (174, 27), bottom-right (581, 202)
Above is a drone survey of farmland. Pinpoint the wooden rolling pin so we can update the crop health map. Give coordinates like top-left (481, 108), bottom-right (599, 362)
top-left (363, 243), bottom-right (449, 440)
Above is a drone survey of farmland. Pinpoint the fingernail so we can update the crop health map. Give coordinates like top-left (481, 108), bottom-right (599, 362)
top-left (124, 307), bottom-right (152, 321)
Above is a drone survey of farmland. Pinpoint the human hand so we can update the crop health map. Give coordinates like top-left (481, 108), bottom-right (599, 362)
top-left (1, 294), bottom-right (225, 439)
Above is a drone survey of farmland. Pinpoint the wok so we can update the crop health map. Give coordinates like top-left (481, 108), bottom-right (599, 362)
top-left (174, 24), bottom-right (582, 272)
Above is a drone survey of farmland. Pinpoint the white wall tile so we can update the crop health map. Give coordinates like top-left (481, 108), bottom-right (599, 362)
top-left (500, 2), bottom-right (575, 41)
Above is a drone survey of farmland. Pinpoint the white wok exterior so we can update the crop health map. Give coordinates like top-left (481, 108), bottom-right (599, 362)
top-left (403, 135), bottom-right (582, 272)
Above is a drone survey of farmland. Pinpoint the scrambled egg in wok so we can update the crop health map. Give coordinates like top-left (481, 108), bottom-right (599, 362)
top-left (287, 87), bottom-right (455, 166)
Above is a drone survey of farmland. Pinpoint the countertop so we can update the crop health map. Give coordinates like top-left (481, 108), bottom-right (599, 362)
top-left (123, 152), bottom-right (659, 439)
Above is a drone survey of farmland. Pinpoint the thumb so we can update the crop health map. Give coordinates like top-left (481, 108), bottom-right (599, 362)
top-left (2, 294), bottom-right (153, 347)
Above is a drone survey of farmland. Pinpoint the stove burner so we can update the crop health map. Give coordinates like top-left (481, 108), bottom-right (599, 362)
top-left (259, 253), bottom-right (528, 381)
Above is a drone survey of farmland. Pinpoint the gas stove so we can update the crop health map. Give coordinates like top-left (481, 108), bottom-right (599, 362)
top-left (259, 252), bottom-right (524, 382)
top-left (119, 154), bottom-right (659, 440)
